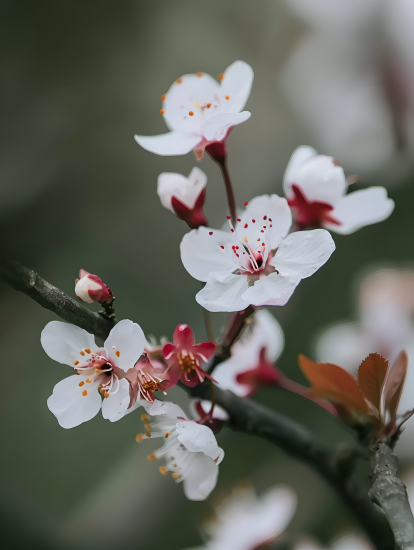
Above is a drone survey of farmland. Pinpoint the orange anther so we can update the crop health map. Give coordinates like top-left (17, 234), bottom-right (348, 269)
top-left (136, 434), bottom-right (143, 443)
top-left (115, 350), bottom-right (120, 357)
top-left (197, 72), bottom-right (203, 78)
top-left (104, 392), bottom-right (109, 399)
top-left (141, 414), bottom-right (150, 422)
top-left (100, 388), bottom-right (105, 395)
top-left (159, 109), bottom-right (165, 115)
top-left (73, 360), bottom-right (79, 366)
top-left (79, 381), bottom-right (85, 387)
top-left (144, 423), bottom-right (152, 431)
top-left (159, 466), bottom-right (168, 475)
top-left (145, 432), bottom-right (152, 438)
top-left (172, 473), bottom-right (181, 479)
top-left (165, 432), bottom-right (172, 439)
top-left (207, 103), bottom-right (211, 108)
top-left (257, 238), bottom-right (261, 241)
top-left (176, 77), bottom-right (183, 84)
top-left (147, 452), bottom-right (157, 462)
top-left (160, 94), bottom-right (167, 101)
top-left (189, 111), bottom-right (194, 116)
top-left (80, 351), bottom-right (85, 356)
top-left (86, 378), bottom-right (91, 383)
top-left (82, 390), bottom-right (88, 396)
top-left (225, 95), bottom-right (230, 100)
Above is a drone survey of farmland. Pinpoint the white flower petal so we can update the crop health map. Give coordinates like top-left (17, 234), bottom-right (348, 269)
top-left (237, 194), bottom-right (292, 250)
top-left (273, 229), bottom-right (335, 278)
top-left (241, 272), bottom-right (300, 307)
top-left (177, 421), bottom-right (224, 462)
top-left (196, 272), bottom-right (250, 313)
top-left (259, 486), bottom-right (297, 539)
top-left (221, 60), bottom-right (254, 113)
top-left (316, 322), bottom-right (369, 373)
top-left (183, 453), bottom-right (219, 501)
top-left (101, 378), bottom-right (131, 422)
top-left (104, 319), bottom-right (146, 372)
top-left (163, 74), bottom-right (220, 133)
top-left (326, 187), bottom-right (394, 234)
top-left (47, 375), bottom-right (101, 429)
top-left (134, 132), bottom-right (201, 156)
top-left (41, 321), bottom-right (97, 367)
top-left (149, 400), bottom-right (187, 419)
top-left (202, 111), bottom-right (251, 142)
top-left (283, 145), bottom-right (347, 203)
top-left (157, 167), bottom-right (207, 212)
top-left (180, 226), bottom-right (235, 282)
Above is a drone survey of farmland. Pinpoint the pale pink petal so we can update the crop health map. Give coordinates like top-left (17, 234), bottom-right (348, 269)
top-left (134, 132), bottom-right (201, 156)
top-left (183, 453), bottom-right (220, 501)
top-left (272, 229), bottom-right (335, 278)
top-left (180, 226), bottom-right (235, 282)
top-left (283, 145), bottom-right (347, 203)
top-left (220, 60), bottom-right (254, 113)
top-left (241, 272), bottom-right (300, 307)
top-left (101, 378), bottom-right (130, 422)
top-left (202, 111), bottom-right (251, 142)
top-left (105, 320), bottom-right (146, 372)
top-left (47, 374), bottom-right (101, 429)
top-left (237, 194), bottom-right (292, 250)
top-left (196, 272), bottom-right (250, 313)
top-left (41, 321), bottom-right (97, 367)
top-left (162, 74), bottom-right (220, 133)
top-left (326, 187), bottom-right (394, 234)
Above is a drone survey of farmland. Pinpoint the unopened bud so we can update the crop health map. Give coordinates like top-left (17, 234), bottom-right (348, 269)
top-left (157, 167), bottom-right (208, 229)
top-left (75, 269), bottom-right (113, 304)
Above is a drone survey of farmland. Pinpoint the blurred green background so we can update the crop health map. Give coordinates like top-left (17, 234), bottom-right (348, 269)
top-left (1, 1), bottom-right (413, 549)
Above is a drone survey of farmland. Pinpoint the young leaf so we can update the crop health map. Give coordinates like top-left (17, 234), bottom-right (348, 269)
top-left (298, 355), bottom-right (369, 414)
top-left (357, 353), bottom-right (389, 411)
top-left (384, 350), bottom-right (408, 425)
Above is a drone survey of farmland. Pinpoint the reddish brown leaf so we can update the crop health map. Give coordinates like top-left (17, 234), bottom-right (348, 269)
top-left (357, 353), bottom-right (389, 411)
top-left (298, 355), bottom-right (369, 414)
top-left (384, 350), bottom-right (408, 424)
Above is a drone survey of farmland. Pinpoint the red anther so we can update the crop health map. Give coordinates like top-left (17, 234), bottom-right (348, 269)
top-left (231, 229), bottom-right (234, 233)
top-left (270, 224), bottom-right (272, 227)
top-left (263, 216), bottom-right (267, 220)
top-left (220, 245), bottom-right (224, 249)
top-left (244, 201), bottom-right (248, 206)
top-left (209, 231), bottom-right (213, 235)
top-left (237, 218), bottom-right (241, 222)
top-left (261, 230), bottom-right (264, 233)
top-left (226, 216), bottom-right (231, 220)
top-left (269, 218), bottom-right (272, 222)
top-left (252, 219), bottom-right (256, 223)
top-left (236, 246), bottom-right (239, 249)
top-left (236, 254), bottom-right (239, 258)
top-left (232, 245), bottom-right (235, 249)
top-left (244, 223), bottom-right (248, 228)
top-left (263, 226), bottom-right (266, 228)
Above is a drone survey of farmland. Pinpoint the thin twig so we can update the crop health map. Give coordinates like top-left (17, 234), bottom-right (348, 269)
top-left (0, 259), bottom-right (395, 549)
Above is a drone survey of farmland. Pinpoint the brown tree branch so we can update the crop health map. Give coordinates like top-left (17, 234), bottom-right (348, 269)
top-left (0, 259), bottom-right (396, 549)
top-left (369, 441), bottom-right (414, 550)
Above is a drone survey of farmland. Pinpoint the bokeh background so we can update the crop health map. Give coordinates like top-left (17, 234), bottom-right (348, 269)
top-left (1, 1), bottom-right (414, 549)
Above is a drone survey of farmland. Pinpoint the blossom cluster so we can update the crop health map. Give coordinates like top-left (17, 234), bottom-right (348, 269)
top-left (38, 59), bottom-right (409, 545)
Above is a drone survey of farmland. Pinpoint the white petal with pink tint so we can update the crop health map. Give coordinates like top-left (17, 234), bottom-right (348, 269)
top-left (272, 229), bottom-right (335, 278)
top-left (47, 374), bottom-right (102, 429)
top-left (104, 319), bottom-right (146, 372)
top-left (196, 272), bottom-right (250, 312)
top-left (157, 167), bottom-right (207, 212)
top-left (41, 321), bottom-right (97, 366)
top-left (242, 272), bottom-right (300, 307)
top-left (134, 132), bottom-right (201, 156)
top-left (180, 227), bottom-right (235, 282)
top-left (326, 187), bottom-right (394, 235)
top-left (101, 378), bottom-right (131, 422)
top-left (182, 452), bottom-right (219, 501)
top-left (283, 145), bottom-right (347, 203)
top-left (221, 60), bottom-right (254, 113)
top-left (202, 111), bottom-right (251, 142)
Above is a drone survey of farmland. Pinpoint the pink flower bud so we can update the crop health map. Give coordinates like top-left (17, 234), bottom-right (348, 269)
top-left (75, 269), bottom-right (113, 304)
top-left (157, 168), bottom-right (208, 229)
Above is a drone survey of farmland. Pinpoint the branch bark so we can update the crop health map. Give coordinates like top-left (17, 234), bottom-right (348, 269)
top-left (0, 259), bottom-right (396, 549)
top-left (369, 441), bottom-right (414, 549)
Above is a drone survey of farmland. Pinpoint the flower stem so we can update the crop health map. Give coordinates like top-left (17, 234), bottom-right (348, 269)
top-left (217, 156), bottom-right (238, 228)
